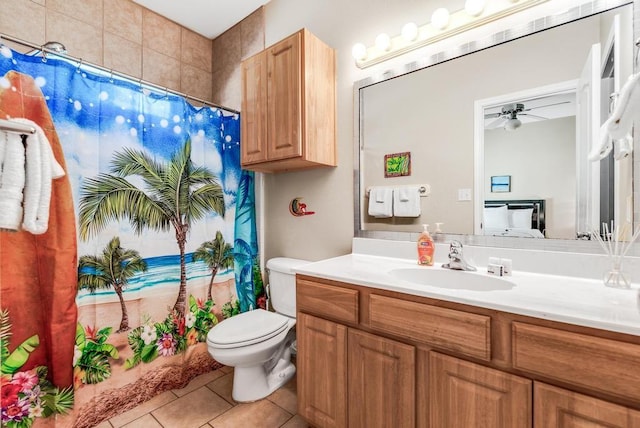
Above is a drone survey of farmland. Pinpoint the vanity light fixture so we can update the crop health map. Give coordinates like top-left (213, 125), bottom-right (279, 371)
top-left (352, 0), bottom-right (548, 69)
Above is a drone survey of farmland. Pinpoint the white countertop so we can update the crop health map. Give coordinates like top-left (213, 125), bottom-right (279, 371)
top-left (295, 252), bottom-right (640, 337)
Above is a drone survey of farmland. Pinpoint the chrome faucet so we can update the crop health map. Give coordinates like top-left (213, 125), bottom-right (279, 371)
top-left (442, 240), bottom-right (477, 271)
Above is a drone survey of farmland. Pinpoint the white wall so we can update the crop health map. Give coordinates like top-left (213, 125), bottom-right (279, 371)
top-left (485, 117), bottom-right (577, 239)
top-left (260, 0), bottom-right (621, 262)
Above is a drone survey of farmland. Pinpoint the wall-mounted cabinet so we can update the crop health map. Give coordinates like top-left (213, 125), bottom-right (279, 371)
top-left (240, 28), bottom-right (336, 173)
top-left (296, 275), bottom-right (640, 428)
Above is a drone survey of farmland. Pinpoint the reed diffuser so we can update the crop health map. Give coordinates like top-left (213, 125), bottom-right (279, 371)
top-left (591, 222), bottom-right (640, 288)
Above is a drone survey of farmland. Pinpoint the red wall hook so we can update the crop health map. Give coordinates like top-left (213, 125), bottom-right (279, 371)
top-left (289, 197), bottom-right (315, 216)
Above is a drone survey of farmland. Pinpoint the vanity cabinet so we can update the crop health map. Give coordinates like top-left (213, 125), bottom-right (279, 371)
top-left (297, 312), bottom-right (415, 428)
top-left (240, 28), bottom-right (336, 173)
top-left (296, 275), bottom-right (640, 428)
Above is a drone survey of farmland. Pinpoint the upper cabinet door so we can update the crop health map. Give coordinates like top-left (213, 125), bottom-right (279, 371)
top-left (240, 52), bottom-right (268, 164)
top-left (240, 28), bottom-right (336, 173)
top-left (266, 32), bottom-right (302, 161)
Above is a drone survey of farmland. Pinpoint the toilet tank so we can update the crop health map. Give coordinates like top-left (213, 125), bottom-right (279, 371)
top-left (266, 257), bottom-right (310, 318)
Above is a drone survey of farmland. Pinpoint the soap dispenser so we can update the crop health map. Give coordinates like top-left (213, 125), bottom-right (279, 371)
top-left (417, 224), bottom-right (435, 266)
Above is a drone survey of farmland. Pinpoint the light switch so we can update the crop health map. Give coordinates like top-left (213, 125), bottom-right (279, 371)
top-left (458, 188), bottom-right (472, 201)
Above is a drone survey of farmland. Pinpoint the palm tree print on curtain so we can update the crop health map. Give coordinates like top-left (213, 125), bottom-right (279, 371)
top-left (78, 237), bottom-right (147, 332)
top-left (193, 231), bottom-right (234, 302)
top-left (78, 140), bottom-right (226, 317)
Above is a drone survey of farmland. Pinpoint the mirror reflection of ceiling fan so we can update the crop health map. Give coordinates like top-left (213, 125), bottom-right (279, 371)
top-left (484, 100), bottom-right (571, 131)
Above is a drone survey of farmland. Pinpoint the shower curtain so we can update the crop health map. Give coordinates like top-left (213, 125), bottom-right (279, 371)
top-left (0, 46), bottom-right (260, 427)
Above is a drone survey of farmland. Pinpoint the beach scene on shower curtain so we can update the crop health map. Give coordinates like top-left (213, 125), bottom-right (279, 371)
top-left (0, 46), bottom-right (261, 428)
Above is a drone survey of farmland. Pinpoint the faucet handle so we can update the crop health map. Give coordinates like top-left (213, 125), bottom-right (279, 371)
top-left (449, 240), bottom-right (463, 257)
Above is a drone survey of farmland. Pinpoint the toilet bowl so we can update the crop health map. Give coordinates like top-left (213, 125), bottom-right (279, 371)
top-left (206, 257), bottom-right (309, 402)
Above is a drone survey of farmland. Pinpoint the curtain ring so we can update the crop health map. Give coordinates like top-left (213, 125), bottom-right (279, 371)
top-left (41, 45), bottom-right (47, 63)
top-left (76, 58), bottom-right (83, 73)
top-left (108, 69), bottom-right (114, 83)
top-left (164, 87), bottom-right (169, 99)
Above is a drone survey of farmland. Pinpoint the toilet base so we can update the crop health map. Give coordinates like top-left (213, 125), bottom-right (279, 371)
top-left (232, 360), bottom-right (296, 402)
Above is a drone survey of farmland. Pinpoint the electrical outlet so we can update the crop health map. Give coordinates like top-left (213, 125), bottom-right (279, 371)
top-left (458, 188), bottom-right (472, 201)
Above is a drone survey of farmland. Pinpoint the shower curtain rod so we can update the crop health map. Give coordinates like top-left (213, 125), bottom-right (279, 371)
top-left (0, 33), bottom-right (240, 114)
top-left (0, 118), bottom-right (36, 134)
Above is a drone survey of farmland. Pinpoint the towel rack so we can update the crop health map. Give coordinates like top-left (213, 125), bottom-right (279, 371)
top-left (365, 184), bottom-right (431, 198)
top-left (0, 118), bottom-right (36, 135)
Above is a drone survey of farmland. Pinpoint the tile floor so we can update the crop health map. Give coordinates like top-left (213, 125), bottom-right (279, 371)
top-left (94, 366), bottom-right (308, 428)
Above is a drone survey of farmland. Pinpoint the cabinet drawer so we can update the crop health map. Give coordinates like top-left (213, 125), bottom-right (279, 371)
top-left (369, 294), bottom-right (491, 360)
top-left (297, 279), bottom-right (358, 325)
top-left (512, 322), bottom-right (640, 402)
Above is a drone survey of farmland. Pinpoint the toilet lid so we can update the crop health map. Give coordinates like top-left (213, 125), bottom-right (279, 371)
top-left (207, 309), bottom-right (290, 348)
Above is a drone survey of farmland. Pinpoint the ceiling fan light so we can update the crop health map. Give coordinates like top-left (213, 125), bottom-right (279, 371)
top-left (504, 118), bottom-right (522, 131)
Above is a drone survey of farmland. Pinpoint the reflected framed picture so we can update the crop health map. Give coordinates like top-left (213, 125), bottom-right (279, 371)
top-left (491, 175), bottom-right (511, 192)
top-left (384, 152), bottom-right (411, 178)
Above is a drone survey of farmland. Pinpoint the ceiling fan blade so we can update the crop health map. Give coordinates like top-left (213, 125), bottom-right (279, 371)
top-left (484, 112), bottom-right (503, 119)
top-left (519, 113), bottom-right (548, 120)
top-left (524, 101), bottom-right (571, 111)
top-left (486, 117), bottom-right (507, 129)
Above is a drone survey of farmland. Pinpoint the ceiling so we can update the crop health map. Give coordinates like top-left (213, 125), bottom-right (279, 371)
top-left (131, 0), bottom-right (271, 39)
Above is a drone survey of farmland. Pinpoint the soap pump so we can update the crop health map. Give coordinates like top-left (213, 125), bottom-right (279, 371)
top-left (417, 224), bottom-right (435, 266)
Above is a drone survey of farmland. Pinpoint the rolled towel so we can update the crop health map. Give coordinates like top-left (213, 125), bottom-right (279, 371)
top-left (0, 131), bottom-right (26, 231)
top-left (12, 118), bottom-right (65, 235)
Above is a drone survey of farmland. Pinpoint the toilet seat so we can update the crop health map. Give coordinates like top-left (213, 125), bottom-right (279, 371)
top-left (207, 309), bottom-right (290, 349)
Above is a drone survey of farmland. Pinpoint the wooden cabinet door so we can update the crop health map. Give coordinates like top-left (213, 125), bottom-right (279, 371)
top-left (297, 313), bottom-right (347, 428)
top-left (534, 382), bottom-right (640, 427)
top-left (266, 31), bottom-right (302, 161)
top-left (348, 329), bottom-right (415, 428)
top-left (240, 51), bottom-right (267, 165)
top-left (429, 352), bottom-right (532, 428)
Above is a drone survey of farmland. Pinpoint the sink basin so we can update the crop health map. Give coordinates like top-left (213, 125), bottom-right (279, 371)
top-left (388, 267), bottom-right (515, 291)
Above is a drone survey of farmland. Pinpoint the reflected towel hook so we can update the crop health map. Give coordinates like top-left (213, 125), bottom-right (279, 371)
top-left (635, 38), bottom-right (640, 67)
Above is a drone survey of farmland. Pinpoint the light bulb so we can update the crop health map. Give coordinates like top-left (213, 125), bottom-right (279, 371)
top-left (431, 8), bottom-right (450, 30)
top-left (465, 0), bottom-right (485, 16)
top-left (351, 43), bottom-right (367, 61)
top-left (401, 22), bottom-right (419, 42)
top-left (375, 33), bottom-right (391, 51)
top-left (504, 118), bottom-right (522, 131)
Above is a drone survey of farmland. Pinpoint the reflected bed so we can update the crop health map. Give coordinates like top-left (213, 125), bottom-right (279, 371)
top-left (483, 199), bottom-right (546, 238)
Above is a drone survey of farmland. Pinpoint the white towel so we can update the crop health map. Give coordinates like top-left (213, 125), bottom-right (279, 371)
top-left (393, 186), bottom-right (421, 217)
top-left (0, 130), bottom-right (26, 231)
top-left (368, 187), bottom-right (393, 218)
top-left (591, 72), bottom-right (640, 161)
top-left (13, 118), bottom-right (65, 235)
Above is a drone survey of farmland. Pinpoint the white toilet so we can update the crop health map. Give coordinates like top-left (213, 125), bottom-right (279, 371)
top-left (206, 257), bottom-right (309, 402)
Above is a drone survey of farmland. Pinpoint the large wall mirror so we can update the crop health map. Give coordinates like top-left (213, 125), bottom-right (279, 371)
top-left (355, 0), bottom-right (639, 252)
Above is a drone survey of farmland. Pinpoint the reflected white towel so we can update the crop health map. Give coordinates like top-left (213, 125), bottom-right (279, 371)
top-left (0, 130), bottom-right (26, 231)
top-left (368, 187), bottom-right (393, 218)
top-left (14, 118), bottom-right (65, 235)
top-left (591, 72), bottom-right (640, 161)
top-left (393, 186), bottom-right (421, 217)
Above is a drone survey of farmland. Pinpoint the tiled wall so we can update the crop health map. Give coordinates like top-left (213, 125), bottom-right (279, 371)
top-left (211, 8), bottom-right (265, 112)
top-left (0, 0), bottom-right (214, 102)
